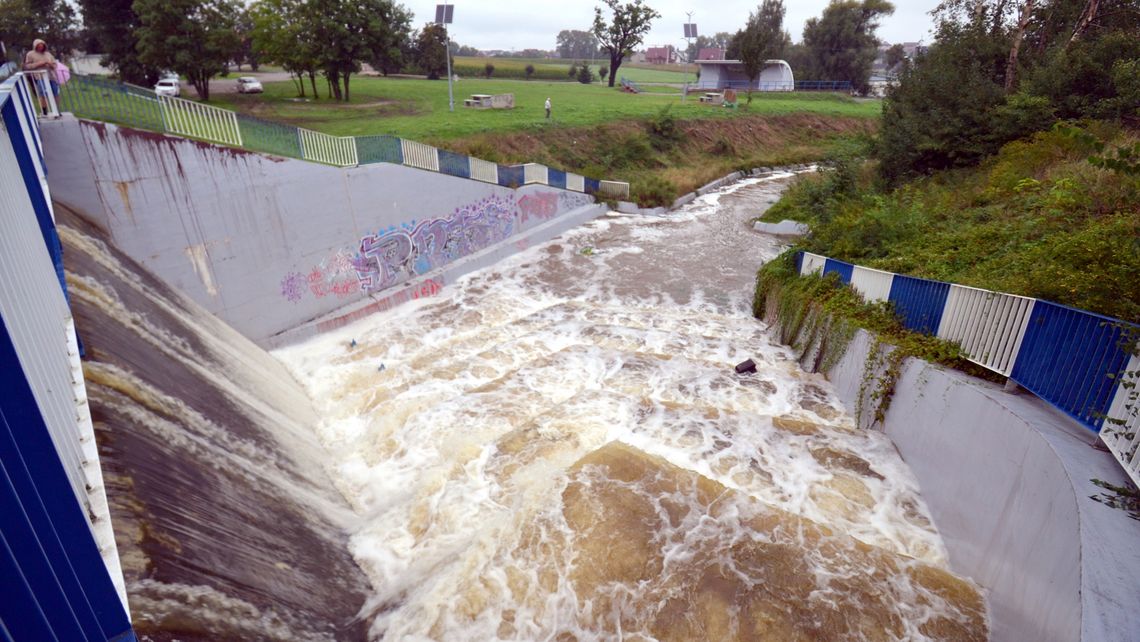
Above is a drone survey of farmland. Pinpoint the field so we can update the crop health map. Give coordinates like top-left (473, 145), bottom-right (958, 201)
top-left (211, 76), bottom-right (878, 142)
top-left (451, 57), bottom-right (697, 83)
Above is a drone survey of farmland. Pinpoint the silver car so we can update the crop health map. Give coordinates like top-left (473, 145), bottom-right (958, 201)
top-left (236, 77), bottom-right (263, 94)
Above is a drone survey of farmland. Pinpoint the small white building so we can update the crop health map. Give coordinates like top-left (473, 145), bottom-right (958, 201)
top-left (694, 59), bottom-right (794, 91)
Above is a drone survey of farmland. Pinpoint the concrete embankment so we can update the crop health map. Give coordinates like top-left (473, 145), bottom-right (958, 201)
top-left (760, 299), bottom-right (1140, 642)
top-left (40, 116), bottom-right (605, 347)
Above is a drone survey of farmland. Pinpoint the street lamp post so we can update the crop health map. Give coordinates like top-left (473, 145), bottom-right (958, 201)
top-left (436, 3), bottom-right (455, 112)
top-left (683, 15), bottom-right (697, 102)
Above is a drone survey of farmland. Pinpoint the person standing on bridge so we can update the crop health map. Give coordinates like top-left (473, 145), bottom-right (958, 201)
top-left (22, 39), bottom-right (58, 114)
top-left (545, 97), bottom-right (551, 120)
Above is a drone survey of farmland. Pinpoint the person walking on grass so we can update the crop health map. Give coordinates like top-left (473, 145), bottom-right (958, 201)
top-left (23, 39), bottom-right (58, 114)
top-left (545, 97), bottom-right (551, 120)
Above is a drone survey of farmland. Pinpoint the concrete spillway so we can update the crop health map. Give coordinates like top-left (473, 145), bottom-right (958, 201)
top-left (60, 173), bottom-right (988, 640)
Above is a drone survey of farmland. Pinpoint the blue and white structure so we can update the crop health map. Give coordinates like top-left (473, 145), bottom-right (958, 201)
top-left (1, 74), bottom-right (135, 640)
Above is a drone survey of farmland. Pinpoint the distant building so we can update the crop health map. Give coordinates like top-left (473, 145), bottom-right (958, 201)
top-left (645, 46), bottom-right (677, 65)
top-left (697, 48), bottom-right (725, 61)
top-left (694, 59), bottom-right (794, 91)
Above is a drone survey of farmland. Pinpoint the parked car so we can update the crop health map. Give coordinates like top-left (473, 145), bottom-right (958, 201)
top-left (154, 78), bottom-right (180, 97)
top-left (236, 77), bottom-right (263, 94)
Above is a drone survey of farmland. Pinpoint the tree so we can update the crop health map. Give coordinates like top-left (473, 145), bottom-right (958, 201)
top-left (733, 1), bottom-right (791, 100)
top-left (134, 0), bottom-right (241, 100)
top-left (78, 0), bottom-right (158, 84)
top-left (555, 29), bottom-right (599, 60)
top-left (415, 22), bottom-right (449, 80)
top-left (802, 0), bottom-right (895, 94)
top-left (1, 0), bottom-right (79, 63)
top-left (577, 63), bottom-right (594, 84)
top-left (250, 0), bottom-right (321, 97)
top-left (884, 42), bottom-right (906, 72)
top-left (233, 6), bottom-right (259, 72)
top-left (593, 0), bottom-right (661, 87)
top-left (456, 44), bottom-right (479, 56)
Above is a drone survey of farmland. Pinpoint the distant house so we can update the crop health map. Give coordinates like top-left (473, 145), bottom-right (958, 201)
top-left (645, 46), bottom-right (676, 65)
top-left (697, 48), bottom-right (725, 61)
top-left (694, 59), bottom-right (794, 91)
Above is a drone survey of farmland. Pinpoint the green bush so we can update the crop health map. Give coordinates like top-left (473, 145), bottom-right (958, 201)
top-left (633, 175), bottom-right (677, 207)
top-left (576, 64), bottom-right (594, 84)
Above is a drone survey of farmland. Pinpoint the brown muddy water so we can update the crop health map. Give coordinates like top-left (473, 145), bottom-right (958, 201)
top-left (273, 174), bottom-right (990, 641)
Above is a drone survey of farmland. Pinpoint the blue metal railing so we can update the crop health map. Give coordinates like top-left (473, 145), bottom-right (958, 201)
top-left (794, 250), bottom-right (1138, 435)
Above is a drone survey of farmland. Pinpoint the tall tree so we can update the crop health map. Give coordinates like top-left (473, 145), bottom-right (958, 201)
top-left (135, 0), bottom-right (241, 100)
top-left (592, 0), bottom-right (661, 87)
top-left (732, 0), bottom-right (791, 99)
top-left (250, 0), bottom-right (321, 97)
top-left (556, 29), bottom-right (599, 59)
top-left (801, 0), bottom-right (895, 94)
top-left (310, 0), bottom-right (411, 101)
top-left (415, 22), bottom-right (449, 80)
top-left (0, 0), bottom-right (78, 61)
top-left (78, 0), bottom-right (158, 84)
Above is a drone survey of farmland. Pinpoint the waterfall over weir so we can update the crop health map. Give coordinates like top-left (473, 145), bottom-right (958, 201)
top-left (63, 174), bottom-right (988, 640)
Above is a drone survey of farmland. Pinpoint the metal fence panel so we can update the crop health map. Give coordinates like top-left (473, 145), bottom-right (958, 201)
top-left (524, 163), bottom-right (548, 185)
top-left (850, 265), bottom-right (894, 303)
top-left (238, 114), bottom-right (303, 159)
top-left (598, 180), bottom-right (630, 199)
top-left (58, 75), bottom-right (166, 132)
top-left (548, 169), bottom-right (568, 190)
top-left (888, 274), bottom-right (951, 335)
top-left (1103, 353), bottom-right (1140, 482)
top-left (822, 258), bottom-right (854, 284)
top-left (1010, 300), bottom-right (1134, 431)
top-left (299, 128), bottom-right (356, 167)
top-left (799, 252), bottom-right (827, 276)
top-left (355, 134), bottom-right (403, 165)
top-left (469, 157), bottom-right (498, 184)
top-left (160, 94), bottom-right (242, 147)
top-left (437, 149), bottom-right (471, 178)
top-left (400, 139), bottom-right (439, 171)
top-left (566, 173), bottom-right (585, 193)
top-left (584, 177), bottom-right (601, 195)
top-left (498, 164), bottom-right (525, 188)
top-left (937, 285), bottom-right (1035, 376)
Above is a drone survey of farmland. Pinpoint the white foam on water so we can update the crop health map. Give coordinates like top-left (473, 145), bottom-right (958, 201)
top-left (275, 176), bottom-right (985, 641)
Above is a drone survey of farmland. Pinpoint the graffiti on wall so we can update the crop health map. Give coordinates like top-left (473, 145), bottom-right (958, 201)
top-left (280, 249), bottom-right (361, 304)
top-left (517, 192), bottom-right (558, 224)
top-left (354, 195), bottom-right (516, 291)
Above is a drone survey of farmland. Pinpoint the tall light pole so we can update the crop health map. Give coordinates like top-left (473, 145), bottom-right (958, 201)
top-left (436, 3), bottom-right (455, 112)
top-left (683, 14), bottom-right (697, 101)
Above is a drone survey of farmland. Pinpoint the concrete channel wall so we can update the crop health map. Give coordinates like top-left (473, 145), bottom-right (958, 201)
top-left (39, 116), bottom-right (605, 346)
top-left (787, 325), bottom-right (1140, 642)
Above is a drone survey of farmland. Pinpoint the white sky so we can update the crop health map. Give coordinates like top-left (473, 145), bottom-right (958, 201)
top-left (403, 0), bottom-right (941, 52)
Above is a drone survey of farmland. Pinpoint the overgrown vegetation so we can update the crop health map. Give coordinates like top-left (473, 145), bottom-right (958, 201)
top-left (764, 124), bottom-right (1140, 321)
top-left (753, 251), bottom-right (998, 425)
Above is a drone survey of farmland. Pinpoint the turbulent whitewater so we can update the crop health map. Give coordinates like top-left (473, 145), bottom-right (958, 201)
top-left (276, 175), bottom-right (989, 641)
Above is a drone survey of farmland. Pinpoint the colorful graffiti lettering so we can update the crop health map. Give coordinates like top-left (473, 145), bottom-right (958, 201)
top-left (517, 192), bottom-right (559, 223)
top-left (280, 271), bottom-right (306, 304)
top-left (354, 195), bottom-right (516, 292)
top-left (559, 192), bottom-right (595, 210)
top-left (279, 250), bottom-right (360, 303)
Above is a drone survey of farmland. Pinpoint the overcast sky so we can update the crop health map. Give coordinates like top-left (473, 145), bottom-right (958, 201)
top-left (401, 1), bottom-right (941, 52)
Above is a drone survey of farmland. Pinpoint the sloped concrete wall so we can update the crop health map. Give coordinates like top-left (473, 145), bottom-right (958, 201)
top-left (819, 330), bottom-right (1140, 642)
top-left (40, 116), bottom-right (602, 346)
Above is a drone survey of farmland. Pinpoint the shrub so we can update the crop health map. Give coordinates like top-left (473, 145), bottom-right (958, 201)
top-left (633, 175), bottom-right (677, 207)
top-left (484, 63), bottom-right (495, 78)
top-left (576, 64), bottom-right (594, 84)
top-left (525, 64), bottom-right (535, 80)
top-left (647, 105), bottom-right (681, 150)
top-left (598, 65), bottom-right (608, 82)
top-left (567, 62), bottom-right (577, 78)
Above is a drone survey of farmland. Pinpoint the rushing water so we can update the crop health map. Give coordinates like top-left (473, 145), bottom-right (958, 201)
top-left (276, 175), bottom-right (989, 641)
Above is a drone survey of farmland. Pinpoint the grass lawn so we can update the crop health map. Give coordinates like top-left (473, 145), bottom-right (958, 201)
top-left (211, 76), bottom-right (879, 142)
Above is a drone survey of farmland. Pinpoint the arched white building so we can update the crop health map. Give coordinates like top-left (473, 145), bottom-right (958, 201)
top-left (694, 59), bottom-right (795, 92)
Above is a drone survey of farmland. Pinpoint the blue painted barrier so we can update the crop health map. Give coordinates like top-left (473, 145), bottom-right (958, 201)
top-left (888, 274), bottom-right (951, 335)
top-left (437, 150), bottom-right (471, 179)
top-left (548, 169), bottom-right (568, 190)
top-left (497, 164), bottom-right (524, 188)
top-left (822, 258), bottom-right (854, 285)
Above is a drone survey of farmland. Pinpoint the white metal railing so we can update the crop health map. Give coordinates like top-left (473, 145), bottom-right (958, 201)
top-left (1103, 353), bottom-right (1140, 481)
top-left (523, 163), bottom-right (548, 185)
top-left (298, 128), bottom-right (356, 167)
top-left (401, 139), bottom-right (439, 171)
top-left (799, 251), bottom-right (827, 276)
top-left (936, 284), bottom-right (1035, 376)
top-left (21, 69), bottom-right (60, 118)
top-left (158, 94), bottom-right (242, 147)
top-left (469, 156), bottom-right (498, 184)
top-left (850, 265), bottom-right (894, 303)
top-left (598, 180), bottom-right (631, 199)
top-left (567, 173), bottom-right (585, 192)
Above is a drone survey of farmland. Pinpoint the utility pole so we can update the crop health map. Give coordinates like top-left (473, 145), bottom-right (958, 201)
top-left (436, 3), bottom-right (455, 112)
